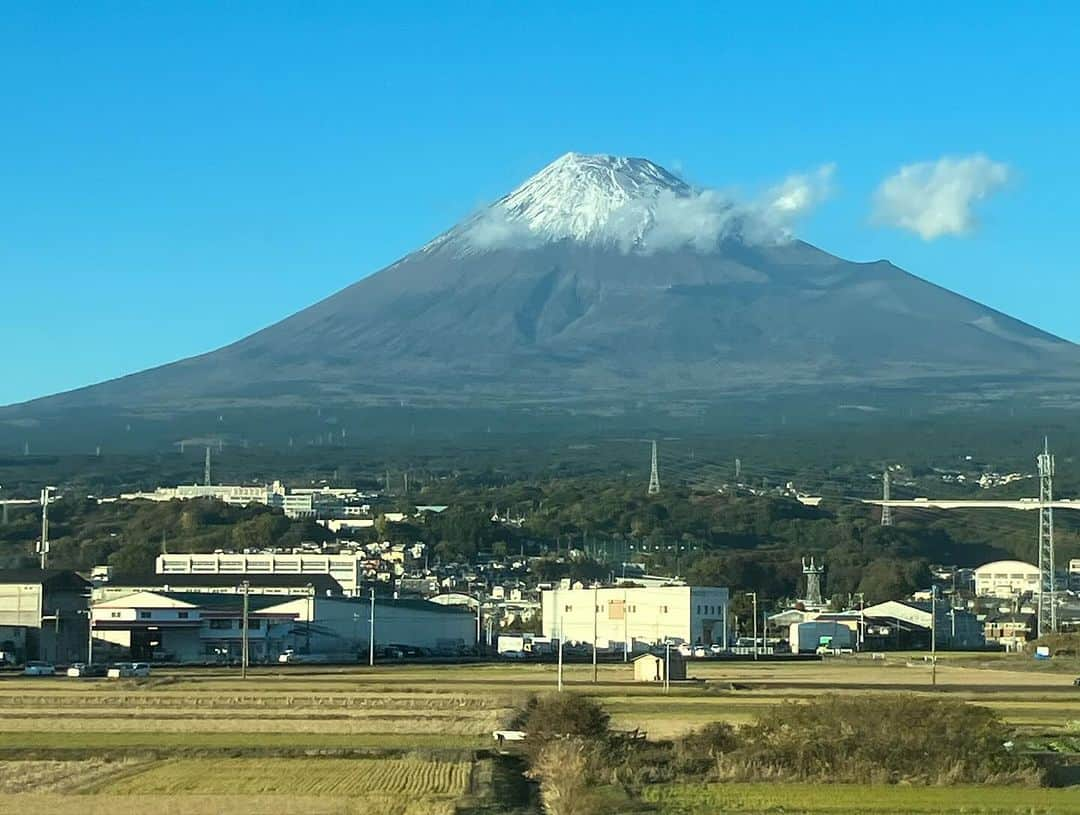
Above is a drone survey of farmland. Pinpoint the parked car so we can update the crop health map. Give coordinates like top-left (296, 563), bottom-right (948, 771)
top-left (693, 646), bottom-right (708, 658)
top-left (23, 661), bottom-right (56, 676)
top-left (709, 644), bottom-right (724, 655)
top-left (107, 662), bottom-right (151, 679)
top-left (67, 662), bottom-right (107, 678)
top-left (1072, 677), bottom-right (1080, 687)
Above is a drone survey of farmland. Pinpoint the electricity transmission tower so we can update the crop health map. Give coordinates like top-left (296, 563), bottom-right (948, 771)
top-left (880, 470), bottom-right (893, 527)
top-left (1038, 438), bottom-right (1056, 636)
top-left (204, 447), bottom-right (212, 486)
top-left (867, 439), bottom-right (1064, 638)
top-left (648, 440), bottom-right (661, 495)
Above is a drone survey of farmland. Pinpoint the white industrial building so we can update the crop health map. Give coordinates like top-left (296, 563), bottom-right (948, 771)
top-left (91, 590), bottom-right (476, 663)
top-left (973, 560), bottom-right (1041, 599)
top-left (157, 552), bottom-right (369, 595)
top-left (121, 481), bottom-right (359, 519)
top-left (541, 585), bottom-right (729, 651)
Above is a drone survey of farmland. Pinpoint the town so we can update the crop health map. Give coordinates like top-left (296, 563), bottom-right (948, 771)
top-left (0, 455), bottom-right (1071, 672)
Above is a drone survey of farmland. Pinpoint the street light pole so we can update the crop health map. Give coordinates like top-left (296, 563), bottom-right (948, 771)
top-left (475, 596), bottom-right (482, 654)
top-left (931, 585), bottom-right (937, 688)
top-left (38, 486), bottom-right (56, 570)
top-left (746, 592), bottom-right (758, 660)
top-left (240, 579), bottom-right (250, 679)
top-left (592, 585), bottom-right (598, 683)
top-left (664, 642), bottom-right (671, 695)
top-left (557, 604), bottom-right (564, 693)
top-left (369, 588), bottom-right (376, 667)
top-left (623, 588), bottom-right (629, 664)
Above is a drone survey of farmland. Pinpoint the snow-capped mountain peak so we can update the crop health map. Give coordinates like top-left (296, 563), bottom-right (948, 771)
top-left (496, 152), bottom-right (691, 243)
top-left (427, 152), bottom-right (703, 254)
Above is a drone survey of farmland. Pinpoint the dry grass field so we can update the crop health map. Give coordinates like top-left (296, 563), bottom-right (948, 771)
top-left (1, 652), bottom-right (1079, 812)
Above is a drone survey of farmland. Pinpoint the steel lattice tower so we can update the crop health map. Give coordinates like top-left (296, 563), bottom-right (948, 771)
top-left (648, 440), bottom-right (661, 495)
top-left (802, 557), bottom-right (824, 606)
top-left (204, 446), bottom-right (212, 487)
top-left (881, 470), bottom-right (893, 527)
top-left (1038, 439), bottom-right (1056, 637)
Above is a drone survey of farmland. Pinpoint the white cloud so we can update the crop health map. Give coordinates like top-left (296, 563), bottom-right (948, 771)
top-left (461, 207), bottom-right (544, 251)
top-left (872, 154), bottom-right (1010, 239)
top-left (764, 163), bottom-right (836, 217)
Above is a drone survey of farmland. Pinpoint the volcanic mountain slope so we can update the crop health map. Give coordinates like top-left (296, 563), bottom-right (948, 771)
top-left (6, 152), bottom-right (1080, 418)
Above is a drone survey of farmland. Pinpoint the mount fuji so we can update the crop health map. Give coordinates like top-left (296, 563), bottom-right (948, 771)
top-left (4, 152), bottom-right (1080, 442)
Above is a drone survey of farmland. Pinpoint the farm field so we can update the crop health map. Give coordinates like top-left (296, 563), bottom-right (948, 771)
top-left (1, 653), bottom-right (1079, 812)
top-left (641, 782), bottom-right (1080, 814)
top-left (98, 756), bottom-right (471, 795)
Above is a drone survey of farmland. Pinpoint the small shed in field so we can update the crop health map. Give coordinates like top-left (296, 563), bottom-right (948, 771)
top-left (633, 651), bottom-right (686, 683)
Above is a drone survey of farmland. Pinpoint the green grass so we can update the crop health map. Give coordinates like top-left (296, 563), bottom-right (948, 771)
top-left (642, 783), bottom-right (1080, 814)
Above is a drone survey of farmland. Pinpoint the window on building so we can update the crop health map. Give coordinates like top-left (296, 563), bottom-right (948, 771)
top-left (177, 611), bottom-right (189, 619)
top-left (139, 611), bottom-right (151, 619)
top-left (564, 605), bottom-right (573, 613)
top-left (208, 619), bottom-right (233, 629)
top-left (109, 611), bottom-right (121, 618)
top-left (661, 605), bottom-right (668, 614)
top-left (697, 605), bottom-right (701, 614)
top-left (248, 619), bottom-right (262, 629)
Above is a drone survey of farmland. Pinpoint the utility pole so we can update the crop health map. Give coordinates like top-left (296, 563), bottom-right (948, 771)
top-left (592, 585), bottom-right (598, 683)
top-left (369, 588), bottom-right (376, 667)
top-left (475, 596), bottom-right (482, 654)
top-left (240, 579), bottom-right (250, 679)
top-left (880, 470), bottom-right (893, 527)
top-left (747, 592), bottom-right (758, 660)
top-left (38, 486), bottom-right (56, 570)
top-left (930, 584), bottom-right (937, 688)
top-left (663, 642), bottom-right (671, 695)
top-left (623, 588), bottom-right (629, 663)
top-left (557, 603), bottom-right (564, 692)
top-left (648, 440), bottom-right (661, 495)
top-left (856, 592), bottom-right (865, 650)
top-left (305, 583), bottom-right (313, 653)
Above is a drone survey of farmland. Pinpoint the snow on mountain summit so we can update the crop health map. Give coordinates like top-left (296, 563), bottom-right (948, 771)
top-left (428, 152), bottom-right (831, 255)
top-left (496, 152), bottom-right (692, 243)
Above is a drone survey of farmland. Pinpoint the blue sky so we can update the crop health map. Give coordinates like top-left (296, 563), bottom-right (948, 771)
top-left (2, 3), bottom-right (1078, 405)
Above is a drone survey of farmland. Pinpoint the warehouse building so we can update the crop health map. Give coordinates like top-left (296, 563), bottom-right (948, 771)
top-left (91, 589), bottom-right (475, 663)
top-left (0, 569), bottom-right (90, 663)
top-left (91, 591), bottom-right (300, 662)
top-left (861, 599), bottom-right (984, 649)
top-left (541, 584), bottom-right (729, 652)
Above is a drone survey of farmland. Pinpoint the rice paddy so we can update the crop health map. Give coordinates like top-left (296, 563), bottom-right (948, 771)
top-left (0, 652), bottom-right (1078, 812)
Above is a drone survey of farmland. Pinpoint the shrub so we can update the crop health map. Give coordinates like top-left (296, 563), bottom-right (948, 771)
top-left (528, 738), bottom-right (592, 815)
top-left (517, 693), bottom-right (611, 744)
top-left (723, 694), bottom-right (1041, 785)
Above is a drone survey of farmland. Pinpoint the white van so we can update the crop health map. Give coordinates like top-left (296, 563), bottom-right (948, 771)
top-left (107, 662), bottom-right (151, 678)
